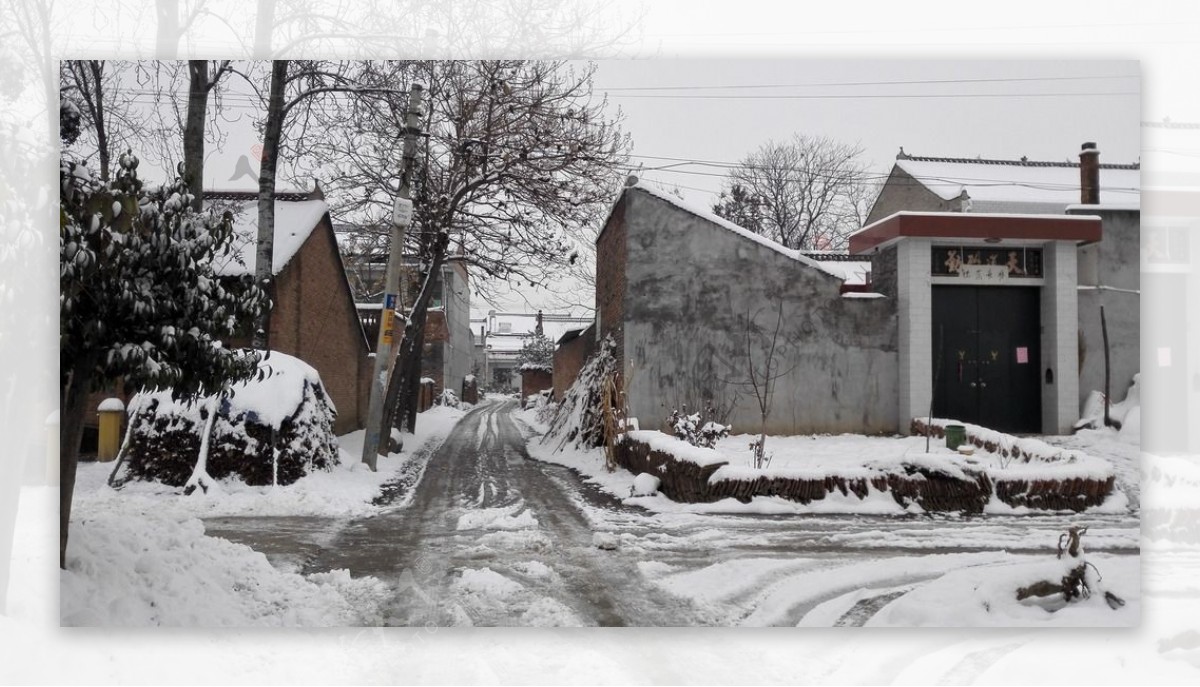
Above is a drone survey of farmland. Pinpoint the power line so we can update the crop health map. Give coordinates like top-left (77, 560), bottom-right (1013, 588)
top-left (600, 74), bottom-right (1138, 92)
top-left (608, 91), bottom-right (1138, 101)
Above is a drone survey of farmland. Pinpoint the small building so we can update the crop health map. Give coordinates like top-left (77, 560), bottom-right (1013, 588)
top-left (867, 143), bottom-right (1141, 416)
top-left (593, 179), bottom-right (1118, 437)
top-left (595, 184), bottom-right (900, 436)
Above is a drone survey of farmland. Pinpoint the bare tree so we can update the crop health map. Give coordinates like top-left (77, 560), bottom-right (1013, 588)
top-left (722, 134), bottom-right (870, 251)
top-left (736, 300), bottom-right (795, 469)
top-left (296, 60), bottom-right (629, 438)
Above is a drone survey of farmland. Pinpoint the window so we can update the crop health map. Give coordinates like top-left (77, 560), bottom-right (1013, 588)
top-left (498, 322), bottom-right (512, 334)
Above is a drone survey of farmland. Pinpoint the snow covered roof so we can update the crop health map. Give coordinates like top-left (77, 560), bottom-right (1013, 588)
top-left (627, 183), bottom-right (846, 281)
top-left (212, 197), bottom-right (330, 277)
top-left (477, 311), bottom-right (593, 348)
top-left (894, 156), bottom-right (1141, 212)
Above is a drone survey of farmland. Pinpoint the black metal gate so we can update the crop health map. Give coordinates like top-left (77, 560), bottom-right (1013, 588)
top-left (931, 286), bottom-right (1042, 433)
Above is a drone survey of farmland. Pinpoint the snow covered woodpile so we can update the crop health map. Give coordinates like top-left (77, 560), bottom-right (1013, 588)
top-left (613, 432), bottom-right (728, 502)
top-left (615, 427), bottom-right (1116, 513)
top-left (543, 337), bottom-right (618, 451)
top-left (115, 352), bottom-right (339, 488)
top-left (911, 417), bottom-right (1115, 511)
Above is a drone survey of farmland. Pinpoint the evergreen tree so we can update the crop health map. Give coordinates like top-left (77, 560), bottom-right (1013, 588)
top-left (59, 151), bottom-right (269, 567)
top-left (517, 333), bottom-right (556, 371)
top-left (712, 183), bottom-right (764, 234)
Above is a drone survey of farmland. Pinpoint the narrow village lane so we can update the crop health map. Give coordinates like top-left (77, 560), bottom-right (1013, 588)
top-left (299, 400), bottom-right (702, 626)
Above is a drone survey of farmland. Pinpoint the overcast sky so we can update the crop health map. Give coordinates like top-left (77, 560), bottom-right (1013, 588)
top-left (587, 59), bottom-right (1139, 207)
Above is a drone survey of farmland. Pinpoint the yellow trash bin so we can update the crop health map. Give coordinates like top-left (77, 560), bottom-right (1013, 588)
top-left (97, 398), bottom-right (125, 462)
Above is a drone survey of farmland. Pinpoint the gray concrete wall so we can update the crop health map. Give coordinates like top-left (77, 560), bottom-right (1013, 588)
top-left (620, 189), bottom-right (900, 435)
top-left (865, 165), bottom-right (958, 225)
top-left (442, 262), bottom-right (474, 397)
top-left (1069, 208), bottom-right (1140, 407)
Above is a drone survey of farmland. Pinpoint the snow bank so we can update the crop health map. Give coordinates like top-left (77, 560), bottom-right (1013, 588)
top-left (61, 514), bottom-right (388, 626)
top-left (863, 553), bottom-right (1139, 627)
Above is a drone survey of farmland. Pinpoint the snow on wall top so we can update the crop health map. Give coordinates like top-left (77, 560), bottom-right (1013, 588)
top-left (213, 199), bottom-right (330, 277)
top-left (811, 259), bottom-right (869, 285)
top-left (896, 158), bottom-right (1140, 208)
top-left (629, 184), bottom-right (845, 281)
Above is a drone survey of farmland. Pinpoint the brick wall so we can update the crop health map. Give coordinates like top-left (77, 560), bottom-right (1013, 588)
top-left (521, 368), bottom-right (553, 400)
top-left (595, 194), bottom-right (628, 369)
top-left (269, 215), bottom-right (371, 436)
top-left (425, 309), bottom-right (449, 343)
top-left (866, 165), bottom-right (958, 225)
top-left (552, 323), bottom-right (596, 401)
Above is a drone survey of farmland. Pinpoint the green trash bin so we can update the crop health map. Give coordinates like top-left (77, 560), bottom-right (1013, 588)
top-left (944, 424), bottom-right (967, 451)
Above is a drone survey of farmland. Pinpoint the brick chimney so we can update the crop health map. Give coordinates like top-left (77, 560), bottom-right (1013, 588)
top-left (1079, 142), bottom-right (1100, 204)
top-left (535, 310), bottom-right (544, 337)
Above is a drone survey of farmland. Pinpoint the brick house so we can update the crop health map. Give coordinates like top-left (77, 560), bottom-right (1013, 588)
top-left (212, 188), bottom-right (373, 436)
top-left (80, 187), bottom-right (372, 449)
top-left (82, 188), bottom-right (373, 444)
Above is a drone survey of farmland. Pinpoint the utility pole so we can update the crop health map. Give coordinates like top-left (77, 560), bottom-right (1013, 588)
top-left (361, 82), bottom-right (425, 470)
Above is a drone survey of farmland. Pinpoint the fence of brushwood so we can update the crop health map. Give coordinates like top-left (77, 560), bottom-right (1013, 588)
top-left (613, 434), bottom-right (1113, 513)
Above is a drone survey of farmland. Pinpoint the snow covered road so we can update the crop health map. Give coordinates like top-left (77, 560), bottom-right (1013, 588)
top-left (204, 400), bottom-right (1140, 627)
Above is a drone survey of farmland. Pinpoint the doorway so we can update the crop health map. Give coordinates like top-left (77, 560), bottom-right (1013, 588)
top-left (931, 286), bottom-right (1042, 433)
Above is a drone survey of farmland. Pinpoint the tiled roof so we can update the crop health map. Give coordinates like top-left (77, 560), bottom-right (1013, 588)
top-left (896, 152), bottom-right (1139, 171)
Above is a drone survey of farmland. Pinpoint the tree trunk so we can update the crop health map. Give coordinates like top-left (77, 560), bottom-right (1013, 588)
top-left (252, 60), bottom-right (288, 350)
top-left (88, 61), bottom-right (110, 182)
top-left (155, 0), bottom-right (179, 59)
top-left (183, 60), bottom-right (208, 212)
top-left (402, 321), bottom-right (427, 433)
top-left (379, 240), bottom-right (448, 454)
top-left (1101, 305), bottom-right (1112, 427)
top-left (59, 352), bottom-right (97, 569)
top-left (253, 0), bottom-right (277, 58)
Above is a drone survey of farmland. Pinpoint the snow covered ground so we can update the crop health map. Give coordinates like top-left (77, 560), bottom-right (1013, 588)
top-left (60, 404), bottom-right (468, 626)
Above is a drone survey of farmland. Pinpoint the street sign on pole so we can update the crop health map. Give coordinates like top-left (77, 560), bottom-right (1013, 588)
top-left (361, 82), bottom-right (425, 470)
top-left (381, 293), bottom-right (397, 345)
